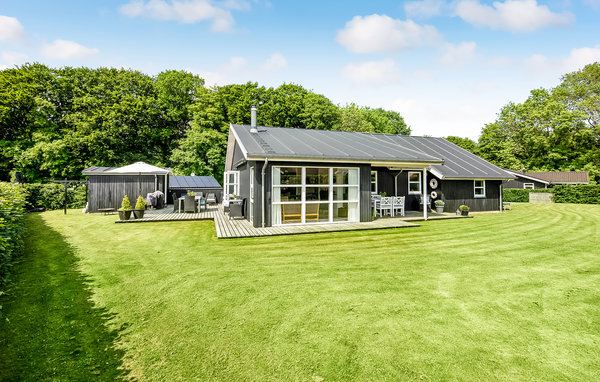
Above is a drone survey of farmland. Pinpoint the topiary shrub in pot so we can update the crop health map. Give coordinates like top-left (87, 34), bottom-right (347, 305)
top-left (434, 200), bottom-right (445, 214)
top-left (118, 195), bottom-right (133, 220)
top-left (133, 195), bottom-right (146, 219)
top-left (459, 204), bottom-right (470, 216)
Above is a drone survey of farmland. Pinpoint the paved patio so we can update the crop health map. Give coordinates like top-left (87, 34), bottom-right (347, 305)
top-left (115, 205), bottom-right (469, 238)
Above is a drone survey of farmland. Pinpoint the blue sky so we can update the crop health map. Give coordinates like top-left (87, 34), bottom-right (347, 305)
top-left (1, 0), bottom-right (599, 139)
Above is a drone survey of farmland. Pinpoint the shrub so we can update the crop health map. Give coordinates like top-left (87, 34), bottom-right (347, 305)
top-left (434, 200), bottom-right (445, 207)
top-left (22, 183), bottom-right (87, 210)
top-left (459, 204), bottom-right (469, 211)
top-left (120, 195), bottom-right (133, 211)
top-left (0, 182), bottom-right (27, 293)
top-left (135, 196), bottom-right (146, 210)
top-left (553, 184), bottom-right (600, 204)
top-left (503, 188), bottom-right (553, 203)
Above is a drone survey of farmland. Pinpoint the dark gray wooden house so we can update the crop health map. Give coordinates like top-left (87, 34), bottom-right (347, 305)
top-left (224, 119), bottom-right (514, 228)
top-left (503, 170), bottom-right (590, 189)
top-left (83, 162), bottom-right (172, 212)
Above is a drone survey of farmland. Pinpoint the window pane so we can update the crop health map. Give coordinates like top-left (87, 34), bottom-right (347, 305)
top-left (281, 203), bottom-right (302, 224)
top-left (371, 171), bottom-right (377, 182)
top-left (475, 180), bottom-right (484, 188)
top-left (333, 202), bottom-right (348, 222)
top-left (306, 203), bottom-right (329, 223)
top-left (409, 182), bottom-right (421, 192)
top-left (475, 188), bottom-right (484, 196)
top-left (277, 167), bottom-right (302, 185)
top-left (409, 172), bottom-right (421, 182)
top-left (306, 187), bottom-right (329, 201)
top-left (306, 168), bottom-right (329, 184)
top-left (348, 169), bottom-right (359, 185)
top-left (333, 168), bottom-right (349, 184)
top-left (280, 187), bottom-right (302, 201)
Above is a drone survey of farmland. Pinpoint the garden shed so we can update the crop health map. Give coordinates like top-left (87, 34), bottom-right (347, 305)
top-left (82, 162), bottom-right (172, 212)
top-left (168, 176), bottom-right (223, 204)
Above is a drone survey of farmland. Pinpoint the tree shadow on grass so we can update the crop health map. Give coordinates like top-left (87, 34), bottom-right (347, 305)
top-left (0, 213), bottom-right (130, 381)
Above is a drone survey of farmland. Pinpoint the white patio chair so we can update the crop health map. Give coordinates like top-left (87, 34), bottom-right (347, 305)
top-left (379, 196), bottom-right (393, 217)
top-left (393, 196), bottom-right (405, 217)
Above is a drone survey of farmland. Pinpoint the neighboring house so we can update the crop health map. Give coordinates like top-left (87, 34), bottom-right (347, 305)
top-left (503, 170), bottom-right (590, 189)
top-left (224, 117), bottom-right (513, 228)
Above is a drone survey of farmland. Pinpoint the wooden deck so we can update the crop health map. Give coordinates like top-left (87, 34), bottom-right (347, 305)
top-left (115, 205), bottom-right (468, 239)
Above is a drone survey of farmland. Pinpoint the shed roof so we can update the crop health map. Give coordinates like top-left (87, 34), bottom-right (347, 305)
top-left (230, 124), bottom-right (512, 180)
top-left (82, 162), bottom-right (172, 175)
top-left (169, 176), bottom-right (222, 189)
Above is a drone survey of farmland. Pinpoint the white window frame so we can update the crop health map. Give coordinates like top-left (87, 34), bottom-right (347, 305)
top-left (224, 170), bottom-right (240, 197)
top-left (474, 179), bottom-right (486, 198)
top-left (249, 167), bottom-right (254, 222)
top-left (523, 183), bottom-right (534, 189)
top-left (371, 171), bottom-right (378, 194)
top-left (408, 171), bottom-right (422, 195)
top-left (272, 166), bottom-right (360, 226)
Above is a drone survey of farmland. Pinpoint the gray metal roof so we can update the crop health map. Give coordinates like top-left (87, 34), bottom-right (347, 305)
top-left (169, 176), bottom-right (222, 189)
top-left (231, 124), bottom-right (512, 179)
top-left (378, 135), bottom-right (513, 179)
top-left (231, 124), bottom-right (443, 164)
top-left (82, 166), bottom-right (115, 175)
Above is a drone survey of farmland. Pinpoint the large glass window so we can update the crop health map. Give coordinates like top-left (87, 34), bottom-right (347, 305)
top-left (224, 171), bottom-right (239, 196)
top-left (408, 172), bottom-right (421, 194)
top-left (272, 166), bottom-right (359, 225)
top-left (474, 180), bottom-right (486, 197)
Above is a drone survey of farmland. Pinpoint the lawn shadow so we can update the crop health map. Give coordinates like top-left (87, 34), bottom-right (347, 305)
top-left (0, 213), bottom-right (130, 381)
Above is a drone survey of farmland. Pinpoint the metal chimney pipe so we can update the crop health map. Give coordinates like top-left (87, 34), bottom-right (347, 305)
top-left (250, 105), bottom-right (257, 130)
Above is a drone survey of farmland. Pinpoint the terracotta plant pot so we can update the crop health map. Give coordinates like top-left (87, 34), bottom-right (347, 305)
top-left (133, 209), bottom-right (145, 219)
top-left (118, 210), bottom-right (132, 220)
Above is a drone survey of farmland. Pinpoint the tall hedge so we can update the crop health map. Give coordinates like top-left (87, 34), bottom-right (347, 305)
top-left (23, 183), bottom-right (87, 210)
top-left (503, 188), bottom-right (553, 202)
top-left (553, 184), bottom-right (600, 204)
top-left (0, 182), bottom-right (27, 292)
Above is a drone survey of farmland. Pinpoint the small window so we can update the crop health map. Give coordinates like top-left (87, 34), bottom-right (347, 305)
top-left (371, 171), bottom-right (378, 193)
top-left (474, 180), bottom-right (486, 197)
top-left (408, 172), bottom-right (422, 194)
top-left (523, 183), bottom-right (534, 189)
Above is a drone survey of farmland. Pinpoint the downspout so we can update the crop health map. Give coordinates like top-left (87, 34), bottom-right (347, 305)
top-left (261, 156), bottom-right (268, 228)
top-left (394, 170), bottom-right (403, 196)
top-left (499, 183), bottom-right (503, 212)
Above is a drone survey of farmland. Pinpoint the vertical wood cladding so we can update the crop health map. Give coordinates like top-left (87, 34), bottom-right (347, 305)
top-left (88, 175), bottom-right (164, 212)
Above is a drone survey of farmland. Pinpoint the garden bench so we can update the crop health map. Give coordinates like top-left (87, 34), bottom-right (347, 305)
top-left (98, 208), bottom-right (116, 215)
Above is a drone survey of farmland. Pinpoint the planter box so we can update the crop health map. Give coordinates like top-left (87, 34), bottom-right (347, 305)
top-left (118, 210), bottom-right (132, 220)
top-left (133, 209), bottom-right (145, 219)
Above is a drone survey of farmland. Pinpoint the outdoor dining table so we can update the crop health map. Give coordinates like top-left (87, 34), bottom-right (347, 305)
top-left (178, 195), bottom-right (204, 213)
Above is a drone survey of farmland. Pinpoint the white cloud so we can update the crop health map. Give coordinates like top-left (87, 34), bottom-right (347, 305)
top-left (41, 40), bottom-right (99, 60)
top-left (525, 46), bottom-right (600, 78)
top-left (1, 50), bottom-right (28, 67)
top-left (119, 0), bottom-right (239, 32)
top-left (196, 56), bottom-right (248, 85)
top-left (260, 52), bottom-right (287, 71)
top-left (489, 56), bottom-right (512, 67)
top-left (336, 14), bottom-right (442, 53)
top-left (0, 15), bottom-right (24, 42)
top-left (440, 41), bottom-right (476, 69)
top-left (454, 0), bottom-right (573, 32)
top-left (404, 0), bottom-right (445, 18)
top-left (341, 59), bottom-right (401, 84)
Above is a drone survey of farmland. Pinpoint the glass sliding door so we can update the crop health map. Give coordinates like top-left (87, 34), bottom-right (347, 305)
top-left (272, 166), bottom-right (360, 226)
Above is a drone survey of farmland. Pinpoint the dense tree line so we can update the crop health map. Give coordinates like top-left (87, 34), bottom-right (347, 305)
top-left (0, 64), bottom-right (409, 183)
top-left (446, 62), bottom-right (600, 182)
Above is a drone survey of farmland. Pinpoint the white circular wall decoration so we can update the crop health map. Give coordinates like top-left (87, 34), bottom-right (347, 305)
top-left (429, 178), bottom-right (438, 189)
top-left (430, 191), bottom-right (438, 199)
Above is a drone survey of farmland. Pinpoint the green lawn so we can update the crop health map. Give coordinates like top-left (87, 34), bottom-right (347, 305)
top-left (1, 203), bottom-right (599, 381)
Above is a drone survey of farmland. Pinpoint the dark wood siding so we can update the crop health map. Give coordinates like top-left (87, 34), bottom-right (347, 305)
top-left (438, 179), bottom-right (501, 212)
top-left (503, 177), bottom-right (547, 189)
top-left (88, 174), bottom-right (165, 212)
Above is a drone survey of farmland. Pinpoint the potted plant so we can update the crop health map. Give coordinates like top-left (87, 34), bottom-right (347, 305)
top-left (379, 192), bottom-right (387, 197)
top-left (434, 200), bottom-right (445, 214)
top-left (459, 204), bottom-right (470, 216)
top-left (133, 195), bottom-right (146, 219)
top-left (118, 195), bottom-right (133, 220)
